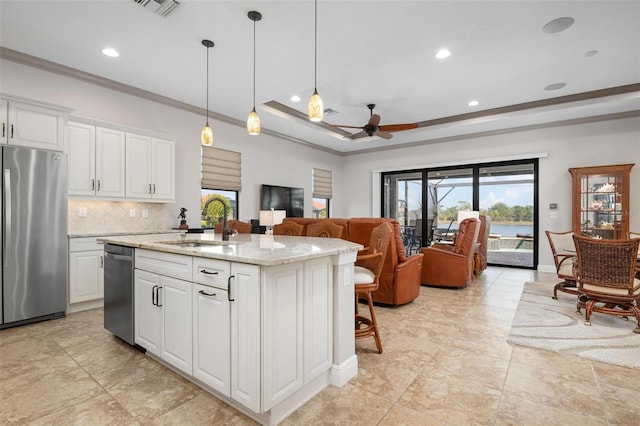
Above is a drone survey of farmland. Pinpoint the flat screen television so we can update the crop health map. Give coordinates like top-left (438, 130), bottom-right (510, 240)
top-left (260, 184), bottom-right (304, 218)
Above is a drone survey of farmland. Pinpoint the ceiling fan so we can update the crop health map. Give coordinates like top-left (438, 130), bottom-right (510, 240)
top-left (332, 104), bottom-right (418, 140)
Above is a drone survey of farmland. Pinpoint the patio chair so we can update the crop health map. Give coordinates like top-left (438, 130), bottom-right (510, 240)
top-left (573, 234), bottom-right (640, 333)
top-left (545, 230), bottom-right (578, 299)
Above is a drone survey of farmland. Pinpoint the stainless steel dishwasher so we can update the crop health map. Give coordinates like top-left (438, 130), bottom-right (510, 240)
top-left (104, 244), bottom-right (135, 345)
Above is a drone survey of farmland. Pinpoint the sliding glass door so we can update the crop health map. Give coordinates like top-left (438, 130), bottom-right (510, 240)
top-left (382, 159), bottom-right (538, 269)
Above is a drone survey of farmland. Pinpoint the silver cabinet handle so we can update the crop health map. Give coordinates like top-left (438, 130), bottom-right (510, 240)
top-left (199, 269), bottom-right (218, 276)
top-left (10, 124), bottom-right (14, 139)
top-left (198, 289), bottom-right (217, 297)
top-left (2, 122), bottom-right (5, 137)
top-left (152, 184), bottom-right (156, 194)
top-left (152, 285), bottom-right (158, 306)
top-left (97, 180), bottom-right (101, 191)
top-left (100, 255), bottom-right (104, 268)
top-left (91, 179), bottom-right (95, 190)
top-left (156, 286), bottom-right (163, 307)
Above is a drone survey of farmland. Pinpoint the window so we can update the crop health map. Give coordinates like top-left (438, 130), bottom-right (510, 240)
top-left (202, 146), bottom-right (241, 227)
top-left (312, 168), bottom-right (332, 218)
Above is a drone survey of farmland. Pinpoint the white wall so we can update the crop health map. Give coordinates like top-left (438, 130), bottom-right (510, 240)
top-left (0, 59), bottom-right (344, 227)
top-left (342, 117), bottom-right (640, 269)
top-left (2, 58), bottom-right (638, 271)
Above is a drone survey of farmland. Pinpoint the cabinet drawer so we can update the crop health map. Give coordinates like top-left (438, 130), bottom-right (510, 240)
top-left (135, 248), bottom-right (193, 281)
top-left (69, 237), bottom-right (104, 252)
top-left (193, 258), bottom-right (230, 289)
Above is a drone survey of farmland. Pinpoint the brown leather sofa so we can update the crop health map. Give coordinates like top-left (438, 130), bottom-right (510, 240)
top-left (420, 218), bottom-right (480, 288)
top-left (283, 217), bottom-right (424, 305)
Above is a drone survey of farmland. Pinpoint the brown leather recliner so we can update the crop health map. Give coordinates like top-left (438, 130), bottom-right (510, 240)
top-left (420, 218), bottom-right (480, 288)
top-left (282, 217), bottom-right (423, 305)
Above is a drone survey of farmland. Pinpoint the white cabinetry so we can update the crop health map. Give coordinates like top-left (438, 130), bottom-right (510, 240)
top-left (126, 133), bottom-right (175, 201)
top-left (1, 97), bottom-right (66, 150)
top-left (68, 237), bottom-right (104, 304)
top-left (67, 122), bottom-right (125, 197)
top-left (134, 269), bottom-right (193, 375)
top-left (193, 283), bottom-right (230, 396)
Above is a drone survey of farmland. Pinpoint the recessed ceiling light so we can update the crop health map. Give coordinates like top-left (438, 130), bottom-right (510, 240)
top-left (585, 50), bottom-right (598, 57)
top-left (290, 95), bottom-right (301, 102)
top-left (101, 47), bottom-right (119, 58)
top-left (544, 82), bottom-right (566, 91)
top-left (435, 49), bottom-right (451, 59)
top-left (542, 17), bottom-right (575, 34)
top-left (468, 100), bottom-right (479, 107)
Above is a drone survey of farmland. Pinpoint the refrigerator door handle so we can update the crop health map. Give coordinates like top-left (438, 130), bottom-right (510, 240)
top-left (4, 169), bottom-right (11, 245)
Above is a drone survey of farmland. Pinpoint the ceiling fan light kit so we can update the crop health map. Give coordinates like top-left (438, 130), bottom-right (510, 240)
top-left (201, 39), bottom-right (215, 146)
top-left (247, 10), bottom-right (262, 135)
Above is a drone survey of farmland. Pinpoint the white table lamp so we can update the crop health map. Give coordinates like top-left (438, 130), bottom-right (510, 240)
top-left (259, 208), bottom-right (286, 234)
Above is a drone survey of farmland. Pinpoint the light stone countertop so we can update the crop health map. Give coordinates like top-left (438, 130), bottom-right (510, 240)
top-left (69, 230), bottom-right (184, 238)
top-left (98, 233), bottom-right (362, 266)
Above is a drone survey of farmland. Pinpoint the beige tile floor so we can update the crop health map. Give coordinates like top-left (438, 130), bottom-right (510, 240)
top-left (1, 267), bottom-right (639, 425)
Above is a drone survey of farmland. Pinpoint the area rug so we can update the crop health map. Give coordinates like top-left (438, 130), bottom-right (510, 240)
top-left (507, 282), bottom-right (640, 370)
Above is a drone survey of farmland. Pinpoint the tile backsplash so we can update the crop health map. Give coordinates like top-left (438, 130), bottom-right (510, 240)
top-left (68, 200), bottom-right (172, 234)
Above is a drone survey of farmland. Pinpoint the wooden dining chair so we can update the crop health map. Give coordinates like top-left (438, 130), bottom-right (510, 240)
top-left (215, 219), bottom-right (252, 234)
top-left (273, 221), bottom-right (304, 236)
top-left (306, 220), bottom-right (344, 238)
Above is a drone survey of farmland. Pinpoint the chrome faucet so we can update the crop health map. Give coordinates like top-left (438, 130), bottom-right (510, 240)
top-left (201, 196), bottom-right (231, 241)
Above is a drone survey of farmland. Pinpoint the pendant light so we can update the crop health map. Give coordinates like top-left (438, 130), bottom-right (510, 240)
top-left (201, 39), bottom-right (214, 146)
top-left (247, 11), bottom-right (262, 135)
top-left (308, 0), bottom-right (323, 122)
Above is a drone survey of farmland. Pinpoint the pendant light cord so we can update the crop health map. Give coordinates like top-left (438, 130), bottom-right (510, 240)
top-left (314, 0), bottom-right (318, 89)
top-left (253, 17), bottom-right (256, 108)
top-left (206, 45), bottom-right (209, 122)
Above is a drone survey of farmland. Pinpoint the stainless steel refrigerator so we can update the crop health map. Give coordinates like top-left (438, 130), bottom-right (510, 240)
top-left (1, 145), bottom-right (68, 329)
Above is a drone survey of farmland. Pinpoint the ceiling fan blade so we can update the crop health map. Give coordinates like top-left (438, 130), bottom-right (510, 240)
top-left (368, 114), bottom-right (381, 127)
top-left (332, 124), bottom-right (365, 129)
top-left (378, 123), bottom-right (419, 132)
top-left (347, 131), bottom-right (369, 140)
top-left (376, 130), bottom-right (394, 140)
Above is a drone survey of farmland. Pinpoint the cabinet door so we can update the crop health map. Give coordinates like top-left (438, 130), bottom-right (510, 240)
top-left (7, 100), bottom-right (65, 150)
top-left (262, 262), bottom-right (304, 411)
top-left (95, 127), bottom-right (126, 197)
top-left (151, 138), bottom-right (175, 201)
top-left (193, 284), bottom-right (230, 396)
top-left (125, 133), bottom-right (152, 198)
top-left (230, 263), bottom-right (261, 412)
top-left (67, 122), bottom-right (96, 196)
top-left (68, 250), bottom-right (104, 303)
top-left (160, 276), bottom-right (193, 375)
top-left (303, 258), bottom-right (333, 384)
top-left (134, 270), bottom-right (161, 355)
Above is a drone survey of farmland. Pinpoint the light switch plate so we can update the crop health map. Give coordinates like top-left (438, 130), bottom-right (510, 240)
top-left (129, 208), bottom-right (136, 218)
top-left (550, 211), bottom-right (559, 219)
top-left (78, 207), bottom-right (87, 217)
top-left (142, 209), bottom-right (149, 218)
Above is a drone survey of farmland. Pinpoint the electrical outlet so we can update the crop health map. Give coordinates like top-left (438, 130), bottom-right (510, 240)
top-left (78, 207), bottom-right (87, 217)
top-left (142, 209), bottom-right (149, 218)
top-left (129, 208), bottom-right (136, 218)
top-left (550, 211), bottom-right (559, 219)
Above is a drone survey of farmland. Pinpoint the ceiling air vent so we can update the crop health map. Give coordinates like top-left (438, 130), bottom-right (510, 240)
top-left (134, 0), bottom-right (180, 17)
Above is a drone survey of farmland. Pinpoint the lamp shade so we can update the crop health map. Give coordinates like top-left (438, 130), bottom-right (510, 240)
top-left (308, 89), bottom-right (323, 122)
top-left (457, 210), bottom-right (479, 223)
top-left (259, 209), bottom-right (286, 227)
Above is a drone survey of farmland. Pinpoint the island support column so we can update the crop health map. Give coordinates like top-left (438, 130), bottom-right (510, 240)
top-left (330, 251), bottom-right (358, 387)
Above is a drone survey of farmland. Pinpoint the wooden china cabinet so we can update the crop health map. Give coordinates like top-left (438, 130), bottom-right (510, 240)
top-left (568, 164), bottom-right (634, 240)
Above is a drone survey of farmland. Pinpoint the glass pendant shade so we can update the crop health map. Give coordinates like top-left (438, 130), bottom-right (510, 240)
top-left (247, 108), bottom-right (261, 135)
top-left (201, 122), bottom-right (213, 146)
top-left (308, 89), bottom-right (323, 122)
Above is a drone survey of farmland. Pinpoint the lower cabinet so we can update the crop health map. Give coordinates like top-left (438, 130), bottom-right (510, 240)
top-left (68, 237), bottom-right (104, 304)
top-left (134, 248), bottom-right (332, 416)
top-left (134, 269), bottom-right (193, 375)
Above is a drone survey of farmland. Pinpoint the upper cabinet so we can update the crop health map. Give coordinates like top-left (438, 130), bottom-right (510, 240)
top-left (126, 133), bottom-right (175, 201)
top-left (569, 164), bottom-right (634, 240)
top-left (1, 96), bottom-right (68, 151)
top-left (67, 121), bottom-right (175, 202)
top-left (68, 122), bottom-right (126, 197)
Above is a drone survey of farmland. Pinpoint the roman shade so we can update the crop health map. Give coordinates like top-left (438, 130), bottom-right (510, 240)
top-left (313, 168), bottom-right (332, 199)
top-left (201, 146), bottom-right (242, 191)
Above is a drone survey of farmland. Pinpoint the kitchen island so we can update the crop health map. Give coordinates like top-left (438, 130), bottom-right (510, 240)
top-left (99, 232), bottom-right (362, 426)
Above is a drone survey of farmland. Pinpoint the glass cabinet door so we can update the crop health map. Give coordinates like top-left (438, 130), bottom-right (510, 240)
top-left (569, 164), bottom-right (634, 240)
